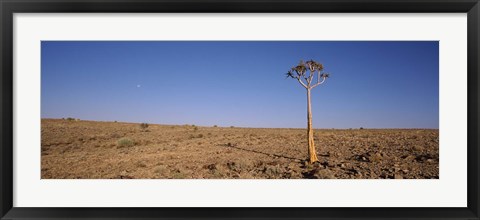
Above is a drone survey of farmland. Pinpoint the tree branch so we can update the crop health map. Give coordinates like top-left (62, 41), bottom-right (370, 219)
top-left (311, 77), bottom-right (326, 89)
top-left (308, 70), bottom-right (315, 85)
top-left (297, 77), bottom-right (308, 89)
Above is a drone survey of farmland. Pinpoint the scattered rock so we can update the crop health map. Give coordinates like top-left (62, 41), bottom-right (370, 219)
top-left (41, 119), bottom-right (439, 179)
top-left (403, 155), bottom-right (416, 161)
top-left (226, 162), bottom-right (237, 170)
top-left (204, 164), bottom-right (216, 171)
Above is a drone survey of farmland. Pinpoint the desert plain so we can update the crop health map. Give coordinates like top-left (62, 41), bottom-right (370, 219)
top-left (41, 119), bottom-right (439, 179)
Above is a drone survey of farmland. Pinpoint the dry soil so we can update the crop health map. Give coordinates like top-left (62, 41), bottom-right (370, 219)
top-left (41, 119), bottom-right (439, 179)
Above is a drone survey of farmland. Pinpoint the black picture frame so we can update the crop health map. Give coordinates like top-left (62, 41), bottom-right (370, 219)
top-left (1, 0), bottom-right (479, 219)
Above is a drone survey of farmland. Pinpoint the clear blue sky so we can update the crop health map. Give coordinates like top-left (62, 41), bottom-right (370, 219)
top-left (41, 41), bottom-right (438, 129)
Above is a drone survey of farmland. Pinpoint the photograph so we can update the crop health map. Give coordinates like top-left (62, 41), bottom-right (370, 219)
top-left (2, 0), bottom-right (477, 218)
top-left (40, 41), bottom-right (439, 179)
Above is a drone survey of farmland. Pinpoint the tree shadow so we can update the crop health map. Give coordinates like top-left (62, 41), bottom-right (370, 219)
top-left (219, 143), bottom-right (302, 162)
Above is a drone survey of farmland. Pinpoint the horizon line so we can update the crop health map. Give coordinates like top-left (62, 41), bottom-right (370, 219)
top-left (41, 118), bottom-right (439, 130)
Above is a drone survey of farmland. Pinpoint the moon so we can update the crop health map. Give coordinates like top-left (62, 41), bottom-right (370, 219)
top-left (137, 84), bottom-right (141, 88)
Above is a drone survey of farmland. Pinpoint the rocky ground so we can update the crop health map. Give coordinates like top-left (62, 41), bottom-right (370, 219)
top-left (41, 119), bottom-right (439, 179)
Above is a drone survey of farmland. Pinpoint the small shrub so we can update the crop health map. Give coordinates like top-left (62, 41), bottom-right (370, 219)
top-left (315, 169), bottom-right (335, 179)
top-left (212, 170), bottom-right (224, 178)
top-left (136, 162), bottom-right (147, 168)
top-left (265, 165), bottom-right (282, 178)
top-left (117, 138), bottom-right (134, 148)
top-left (139, 123), bottom-right (149, 131)
top-left (213, 125), bottom-right (218, 127)
top-left (412, 145), bottom-right (424, 152)
top-left (230, 126), bottom-right (235, 128)
top-left (66, 117), bottom-right (75, 121)
top-left (172, 172), bottom-right (187, 179)
top-left (189, 134), bottom-right (204, 139)
top-left (154, 165), bottom-right (168, 174)
top-left (360, 127), bottom-right (364, 130)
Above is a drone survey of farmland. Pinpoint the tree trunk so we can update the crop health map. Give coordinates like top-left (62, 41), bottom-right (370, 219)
top-left (307, 89), bottom-right (319, 164)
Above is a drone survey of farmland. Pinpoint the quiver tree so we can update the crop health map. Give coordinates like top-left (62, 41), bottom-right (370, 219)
top-left (286, 60), bottom-right (330, 164)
